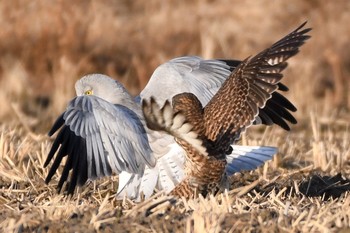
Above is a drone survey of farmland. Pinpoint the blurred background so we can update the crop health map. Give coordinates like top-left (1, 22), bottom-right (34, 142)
top-left (0, 0), bottom-right (349, 133)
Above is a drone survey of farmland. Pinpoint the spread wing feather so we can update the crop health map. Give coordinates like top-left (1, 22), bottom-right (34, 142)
top-left (203, 22), bottom-right (311, 141)
top-left (44, 95), bottom-right (155, 194)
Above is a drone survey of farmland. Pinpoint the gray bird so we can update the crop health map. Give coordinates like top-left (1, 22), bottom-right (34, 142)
top-left (44, 74), bottom-right (156, 195)
top-left (45, 23), bottom-right (303, 199)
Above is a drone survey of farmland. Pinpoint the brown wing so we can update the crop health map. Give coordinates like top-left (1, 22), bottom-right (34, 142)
top-left (204, 22), bottom-right (311, 141)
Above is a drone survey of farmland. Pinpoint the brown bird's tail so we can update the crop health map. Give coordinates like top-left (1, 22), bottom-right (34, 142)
top-left (171, 173), bottom-right (228, 199)
top-left (142, 97), bottom-right (207, 156)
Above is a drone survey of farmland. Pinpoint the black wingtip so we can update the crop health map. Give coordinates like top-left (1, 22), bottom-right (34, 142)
top-left (295, 21), bottom-right (312, 33)
top-left (219, 59), bottom-right (242, 72)
top-left (297, 21), bottom-right (308, 30)
top-left (277, 83), bottom-right (289, 92)
top-left (48, 113), bottom-right (65, 136)
top-left (293, 22), bottom-right (312, 44)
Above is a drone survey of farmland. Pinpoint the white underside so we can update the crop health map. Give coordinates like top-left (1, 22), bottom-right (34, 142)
top-left (116, 144), bottom-right (276, 201)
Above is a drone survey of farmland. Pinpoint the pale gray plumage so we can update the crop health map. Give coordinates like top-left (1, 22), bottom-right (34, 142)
top-left (139, 56), bottom-right (232, 106)
top-left (225, 146), bottom-right (277, 175)
top-left (66, 96), bottom-right (151, 173)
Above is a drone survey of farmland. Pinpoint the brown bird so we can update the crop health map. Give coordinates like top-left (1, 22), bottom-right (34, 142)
top-left (142, 22), bottom-right (311, 198)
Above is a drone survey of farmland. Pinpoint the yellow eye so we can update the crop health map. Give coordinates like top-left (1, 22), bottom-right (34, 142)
top-left (84, 90), bottom-right (93, 95)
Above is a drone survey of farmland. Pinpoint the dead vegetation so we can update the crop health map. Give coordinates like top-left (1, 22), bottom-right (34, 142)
top-left (0, 0), bottom-right (350, 232)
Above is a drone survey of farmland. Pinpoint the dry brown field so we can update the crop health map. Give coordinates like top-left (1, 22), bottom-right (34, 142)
top-left (0, 1), bottom-right (350, 232)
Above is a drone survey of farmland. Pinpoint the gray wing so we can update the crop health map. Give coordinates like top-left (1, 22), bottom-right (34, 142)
top-left (226, 145), bottom-right (277, 176)
top-left (44, 95), bottom-right (156, 194)
top-left (139, 56), bottom-right (234, 106)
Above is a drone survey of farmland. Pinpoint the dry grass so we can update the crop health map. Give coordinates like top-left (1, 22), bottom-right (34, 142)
top-left (1, 0), bottom-right (350, 232)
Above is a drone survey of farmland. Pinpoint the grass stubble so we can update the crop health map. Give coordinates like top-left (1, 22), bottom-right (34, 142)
top-left (1, 120), bottom-right (350, 232)
top-left (1, 1), bottom-right (350, 232)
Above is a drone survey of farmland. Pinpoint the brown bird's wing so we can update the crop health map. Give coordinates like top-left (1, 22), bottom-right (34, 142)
top-left (222, 60), bottom-right (297, 130)
top-left (204, 22), bottom-right (311, 142)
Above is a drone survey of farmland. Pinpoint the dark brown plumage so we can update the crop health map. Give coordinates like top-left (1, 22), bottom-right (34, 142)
top-left (142, 22), bottom-right (311, 198)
